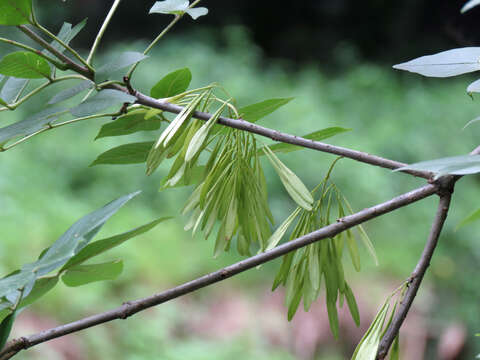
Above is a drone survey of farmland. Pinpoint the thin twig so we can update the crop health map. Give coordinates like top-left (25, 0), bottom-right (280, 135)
top-left (17, 25), bottom-right (91, 78)
top-left (87, 0), bottom-right (122, 65)
top-left (129, 88), bottom-right (432, 179)
top-left (0, 183), bottom-right (438, 359)
top-left (376, 190), bottom-right (453, 359)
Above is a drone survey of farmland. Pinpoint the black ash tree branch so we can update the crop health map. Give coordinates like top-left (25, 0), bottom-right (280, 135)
top-left (117, 86), bottom-right (433, 179)
top-left (0, 183), bottom-right (438, 360)
top-left (376, 188), bottom-right (453, 359)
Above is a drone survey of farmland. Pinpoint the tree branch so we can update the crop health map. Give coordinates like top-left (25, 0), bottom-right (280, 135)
top-left (0, 183), bottom-right (438, 359)
top-left (17, 25), bottom-right (92, 79)
top-left (128, 88), bottom-right (432, 179)
top-left (376, 189), bottom-right (453, 359)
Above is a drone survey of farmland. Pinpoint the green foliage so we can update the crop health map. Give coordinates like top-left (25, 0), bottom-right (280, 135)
top-left (62, 260), bottom-right (124, 287)
top-left (0, 52), bottom-right (51, 79)
top-left (397, 154), bottom-right (480, 178)
top-left (96, 52), bottom-right (148, 82)
top-left (239, 98), bottom-right (293, 123)
top-left (95, 109), bottom-right (164, 139)
top-left (0, 0), bottom-right (32, 26)
top-left (90, 141), bottom-right (155, 165)
top-left (150, 67), bottom-right (192, 98)
top-left (70, 90), bottom-right (137, 117)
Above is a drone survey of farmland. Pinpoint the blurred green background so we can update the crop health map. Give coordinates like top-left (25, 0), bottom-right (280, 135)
top-left (1, 2), bottom-right (480, 359)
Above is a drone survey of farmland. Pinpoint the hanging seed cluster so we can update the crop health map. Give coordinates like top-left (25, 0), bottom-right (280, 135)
top-left (268, 171), bottom-right (378, 335)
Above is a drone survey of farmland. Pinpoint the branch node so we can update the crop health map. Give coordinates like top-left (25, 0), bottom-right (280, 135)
top-left (434, 175), bottom-right (456, 197)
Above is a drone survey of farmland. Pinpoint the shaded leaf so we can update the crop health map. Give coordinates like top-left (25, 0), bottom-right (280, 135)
top-left (61, 260), bottom-right (123, 287)
top-left (29, 191), bottom-right (140, 276)
top-left (345, 282), bottom-right (360, 327)
top-left (393, 48), bottom-right (480, 78)
top-left (0, 106), bottom-right (67, 145)
top-left (266, 208), bottom-right (301, 251)
top-left (0, 52), bottom-right (51, 79)
top-left (70, 89), bottom-right (137, 117)
top-left (90, 142), bottom-right (153, 166)
top-left (390, 334), bottom-right (400, 360)
top-left (61, 217), bottom-right (171, 270)
top-left (239, 97), bottom-right (293, 123)
top-left (0, 0), bottom-right (31, 25)
top-left (396, 154), bottom-right (480, 178)
top-left (0, 77), bottom-right (28, 104)
top-left (48, 80), bottom-right (94, 105)
top-left (96, 52), bottom-right (149, 82)
top-left (259, 127), bottom-right (351, 155)
top-left (461, 0), bottom-right (480, 13)
top-left (0, 311), bottom-right (15, 351)
top-left (150, 67), bottom-right (192, 98)
top-left (18, 276), bottom-right (58, 309)
top-left (95, 110), bottom-right (162, 139)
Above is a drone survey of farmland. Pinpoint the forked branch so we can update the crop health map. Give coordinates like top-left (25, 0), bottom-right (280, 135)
top-left (0, 183), bottom-right (437, 360)
top-left (376, 187), bottom-right (453, 359)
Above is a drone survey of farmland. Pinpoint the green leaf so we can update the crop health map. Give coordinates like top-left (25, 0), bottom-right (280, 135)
top-left (0, 77), bottom-right (28, 104)
top-left (266, 208), bottom-right (301, 251)
top-left (456, 207), bottom-right (480, 230)
top-left (18, 276), bottom-right (58, 309)
top-left (61, 217), bottom-right (171, 271)
top-left (0, 0), bottom-right (32, 25)
top-left (259, 127), bottom-right (351, 155)
top-left (345, 283), bottom-right (360, 327)
top-left (150, 68), bottom-right (192, 98)
top-left (95, 110), bottom-right (162, 139)
top-left (0, 52), bottom-right (51, 79)
top-left (90, 142), bottom-right (153, 166)
top-left (326, 297), bottom-right (340, 339)
top-left (70, 89), bottom-right (137, 117)
top-left (48, 80), bottom-right (94, 105)
top-left (461, 0), bottom-right (480, 13)
top-left (0, 106), bottom-right (68, 145)
top-left (396, 154), bottom-right (480, 178)
top-left (96, 52), bottom-right (149, 82)
top-left (61, 260), bottom-right (123, 287)
top-left (44, 20), bottom-right (87, 64)
top-left (263, 146), bottom-right (314, 211)
top-left (239, 98), bottom-right (293, 123)
top-left (390, 334), bottom-right (400, 360)
top-left (393, 48), bottom-right (480, 78)
top-left (28, 191), bottom-right (140, 277)
top-left (351, 298), bottom-right (391, 360)
top-left (0, 311), bottom-right (15, 351)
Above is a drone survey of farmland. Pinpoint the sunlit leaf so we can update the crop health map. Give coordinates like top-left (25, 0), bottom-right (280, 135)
top-left (266, 208), bottom-right (301, 251)
top-left (149, 0), bottom-right (208, 19)
top-left (393, 48), bottom-right (480, 78)
top-left (61, 217), bottom-right (171, 270)
top-left (259, 127), bottom-right (351, 155)
top-left (0, 0), bottom-right (32, 25)
top-left (0, 52), bottom-right (51, 79)
top-left (96, 52), bottom-right (149, 82)
top-left (61, 260), bottom-right (123, 287)
top-left (150, 68), bottom-right (192, 98)
top-left (396, 154), bottom-right (480, 178)
top-left (263, 146), bottom-right (314, 211)
top-left (48, 80), bottom-right (94, 105)
top-left (467, 78), bottom-right (480, 94)
top-left (239, 97), bottom-right (293, 123)
top-left (185, 7), bottom-right (208, 19)
top-left (91, 142), bottom-right (154, 166)
top-left (70, 89), bottom-right (137, 117)
top-left (461, 0), bottom-right (480, 13)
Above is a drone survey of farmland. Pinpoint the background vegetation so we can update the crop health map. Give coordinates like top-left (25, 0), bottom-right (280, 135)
top-left (1, 3), bottom-right (479, 359)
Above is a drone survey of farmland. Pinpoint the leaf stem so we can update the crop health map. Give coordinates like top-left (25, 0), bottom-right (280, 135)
top-left (0, 37), bottom-right (67, 70)
top-left (87, 0), bottom-right (122, 65)
top-left (0, 113), bottom-right (116, 152)
top-left (33, 23), bottom-right (94, 73)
